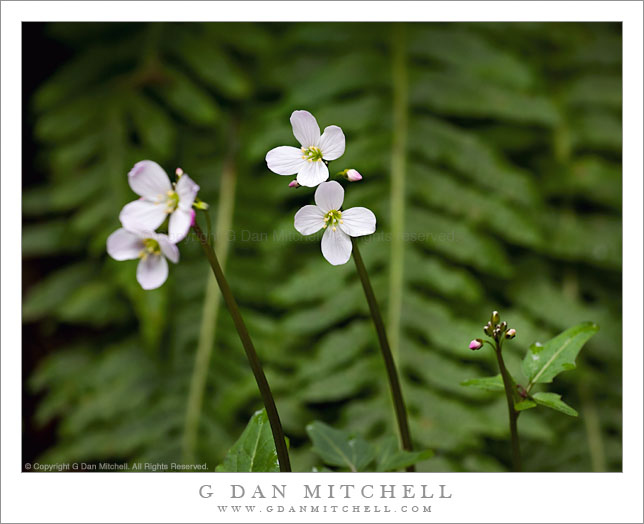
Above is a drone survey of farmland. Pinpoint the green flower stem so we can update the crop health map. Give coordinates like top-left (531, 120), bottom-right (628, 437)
top-left (352, 238), bottom-right (414, 471)
top-left (388, 22), bottom-right (408, 363)
top-left (182, 159), bottom-right (236, 463)
top-left (493, 340), bottom-right (522, 472)
top-left (193, 220), bottom-right (291, 472)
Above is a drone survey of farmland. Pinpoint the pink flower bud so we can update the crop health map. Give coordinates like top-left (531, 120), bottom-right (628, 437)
top-left (288, 180), bottom-right (300, 188)
top-left (175, 167), bottom-right (184, 177)
top-left (505, 329), bottom-right (516, 339)
top-left (190, 208), bottom-right (196, 227)
top-left (346, 169), bottom-right (362, 182)
top-left (469, 339), bottom-right (483, 350)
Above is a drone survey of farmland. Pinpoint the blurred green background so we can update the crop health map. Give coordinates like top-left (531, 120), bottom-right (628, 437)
top-left (22, 22), bottom-right (622, 472)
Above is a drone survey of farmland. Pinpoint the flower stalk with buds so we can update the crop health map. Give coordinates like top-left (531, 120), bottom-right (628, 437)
top-left (462, 310), bottom-right (599, 472)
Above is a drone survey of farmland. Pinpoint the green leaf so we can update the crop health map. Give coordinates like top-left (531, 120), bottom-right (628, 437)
top-left (306, 421), bottom-right (375, 472)
top-left (23, 263), bottom-right (95, 322)
top-left (153, 67), bottom-right (220, 126)
top-left (215, 410), bottom-right (280, 472)
top-left (411, 71), bottom-right (561, 126)
top-left (129, 94), bottom-right (176, 159)
top-left (169, 28), bottom-right (252, 99)
top-left (533, 392), bottom-right (578, 417)
top-left (56, 281), bottom-right (127, 327)
top-left (514, 400), bottom-right (537, 411)
top-left (376, 437), bottom-right (434, 472)
top-left (460, 375), bottom-right (504, 392)
top-left (523, 322), bottom-right (599, 386)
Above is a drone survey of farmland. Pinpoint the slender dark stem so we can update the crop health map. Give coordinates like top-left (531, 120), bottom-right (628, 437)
top-left (193, 221), bottom-right (291, 472)
top-left (494, 340), bottom-right (522, 472)
top-left (204, 207), bottom-right (213, 247)
top-left (352, 239), bottom-right (415, 472)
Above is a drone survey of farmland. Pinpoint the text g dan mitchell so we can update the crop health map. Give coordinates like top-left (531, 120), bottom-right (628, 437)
top-left (199, 483), bottom-right (452, 500)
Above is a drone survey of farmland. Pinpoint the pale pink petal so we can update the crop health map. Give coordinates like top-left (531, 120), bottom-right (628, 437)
top-left (119, 199), bottom-right (167, 232)
top-left (339, 207), bottom-right (376, 237)
top-left (314, 180), bottom-right (344, 212)
top-left (176, 174), bottom-right (200, 211)
top-left (168, 209), bottom-right (192, 243)
top-left (318, 125), bottom-right (345, 161)
top-left (155, 234), bottom-right (180, 263)
top-left (321, 226), bottom-right (352, 266)
top-left (106, 228), bottom-right (143, 261)
top-left (127, 160), bottom-right (171, 198)
top-left (290, 110), bottom-right (321, 148)
top-left (136, 254), bottom-right (169, 290)
top-left (266, 146), bottom-right (307, 176)
top-left (297, 161), bottom-right (329, 188)
top-left (294, 205), bottom-right (325, 235)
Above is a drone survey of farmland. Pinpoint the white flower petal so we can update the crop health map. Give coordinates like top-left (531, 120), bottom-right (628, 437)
top-left (339, 207), bottom-right (376, 237)
top-left (155, 234), bottom-right (180, 263)
top-left (314, 180), bottom-right (344, 212)
top-left (176, 174), bottom-right (200, 210)
top-left (127, 160), bottom-right (171, 198)
top-left (266, 146), bottom-right (307, 176)
top-left (136, 254), bottom-right (169, 290)
top-left (168, 208), bottom-right (192, 243)
top-left (297, 161), bottom-right (329, 187)
top-left (119, 199), bottom-right (167, 232)
top-left (294, 205), bottom-right (325, 235)
top-left (318, 125), bottom-right (345, 161)
top-left (106, 228), bottom-right (144, 261)
top-left (290, 110), bottom-right (321, 148)
top-left (321, 226), bottom-right (352, 266)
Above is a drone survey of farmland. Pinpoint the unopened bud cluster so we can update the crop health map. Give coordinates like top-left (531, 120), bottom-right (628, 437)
top-left (470, 310), bottom-right (516, 350)
top-left (485, 311), bottom-right (516, 341)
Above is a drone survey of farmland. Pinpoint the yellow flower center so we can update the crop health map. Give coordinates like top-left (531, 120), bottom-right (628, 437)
top-left (323, 209), bottom-right (343, 231)
top-left (165, 190), bottom-right (179, 213)
top-left (140, 238), bottom-right (161, 259)
top-left (301, 146), bottom-right (324, 162)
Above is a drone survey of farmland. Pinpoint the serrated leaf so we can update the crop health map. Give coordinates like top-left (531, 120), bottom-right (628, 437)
top-left (216, 410), bottom-right (280, 472)
top-left (533, 392), bottom-right (578, 417)
top-left (523, 322), bottom-right (599, 386)
top-left (460, 375), bottom-right (504, 392)
top-left (306, 421), bottom-right (375, 472)
top-left (376, 436), bottom-right (434, 472)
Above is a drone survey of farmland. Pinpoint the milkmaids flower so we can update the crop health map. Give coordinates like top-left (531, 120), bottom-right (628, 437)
top-left (266, 110), bottom-right (345, 187)
top-left (294, 181), bottom-right (376, 266)
top-left (107, 228), bottom-right (179, 290)
top-left (119, 161), bottom-right (200, 243)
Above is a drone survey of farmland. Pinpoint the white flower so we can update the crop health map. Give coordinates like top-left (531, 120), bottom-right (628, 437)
top-left (294, 181), bottom-right (376, 265)
top-left (107, 228), bottom-right (179, 290)
top-left (119, 161), bottom-right (200, 243)
top-left (266, 110), bottom-right (345, 188)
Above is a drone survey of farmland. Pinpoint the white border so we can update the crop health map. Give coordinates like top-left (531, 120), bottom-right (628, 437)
top-left (2, 2), bottom-right (642, 523)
